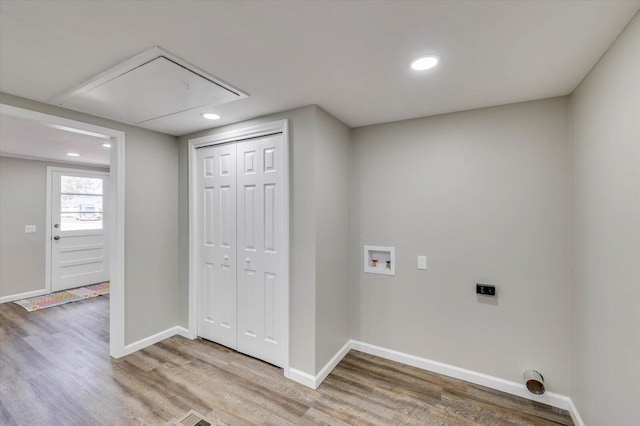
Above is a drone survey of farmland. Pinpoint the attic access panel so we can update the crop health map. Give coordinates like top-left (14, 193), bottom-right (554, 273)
top-left (53, 49), bottom-right (246, 125)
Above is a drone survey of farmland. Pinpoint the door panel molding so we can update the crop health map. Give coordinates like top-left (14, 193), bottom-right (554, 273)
top-left (236, 135), bottom-right (286, 367)
top-left (196, 143), bottom-right (237, 349)
top-left (188, 120), bottom-right (289, 374)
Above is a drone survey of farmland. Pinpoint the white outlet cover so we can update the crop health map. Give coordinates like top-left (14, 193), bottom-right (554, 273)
top-left (24, 225), bottom-right (36, 233)
top-left (418, 255), bottom-right (427, 270)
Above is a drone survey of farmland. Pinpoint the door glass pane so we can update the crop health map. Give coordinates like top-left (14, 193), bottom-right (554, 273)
top-left (61, 213), bottom-right (103, 230)
top-left (61, 175), bottom-right (102, 194)
top-left (61, 194), bottom-right (103, 212)
top-left (60, 176), bottom-right (104, 231)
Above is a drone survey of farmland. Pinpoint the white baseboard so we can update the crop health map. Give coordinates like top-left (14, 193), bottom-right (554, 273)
top-left (122, 326), bottom-right (185, 356)
top-left (286, 368), bottom-right (317, 389)
top-left (175, 326), bottom-right (195, 339)
top-left (315, 340), bottom-right (352, 386)
top-left (287, 340), bottom-right (352, 389)
top-left (567, 398), bottom-right (586, 426)
top-left (119, 330), bottom-right (586, 424)
top-left (0, 288), bottom-right (48, 304)
top-left (288, 338), bottom-right (583, 422)
top-left (178, 326), bottom-right (198, 339)
top-left (351, 340), bottom-right (576, 411)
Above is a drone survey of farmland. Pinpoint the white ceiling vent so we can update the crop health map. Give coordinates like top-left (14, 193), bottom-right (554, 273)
top-left (51, 47), bottom-right (247, 126)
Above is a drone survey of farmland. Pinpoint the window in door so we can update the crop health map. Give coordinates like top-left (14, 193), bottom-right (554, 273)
top-left (60, 175), bottom-right (104, 231)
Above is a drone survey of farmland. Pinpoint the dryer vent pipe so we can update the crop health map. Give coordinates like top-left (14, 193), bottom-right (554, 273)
top-left (523, 370), bottom-right (545, 395)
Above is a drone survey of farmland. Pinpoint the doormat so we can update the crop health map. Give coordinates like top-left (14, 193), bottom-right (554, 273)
top-left (13, 282), bottom-right (109, 312)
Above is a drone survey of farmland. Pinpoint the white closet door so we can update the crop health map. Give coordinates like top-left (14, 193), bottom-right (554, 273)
top-left (197, 143), bottom-right (237, 349)
top-left (236, 134), bottom-right (286, 367)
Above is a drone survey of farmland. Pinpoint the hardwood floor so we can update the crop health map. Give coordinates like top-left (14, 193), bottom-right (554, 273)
top-left (0, 296), bottom-right (573, 425)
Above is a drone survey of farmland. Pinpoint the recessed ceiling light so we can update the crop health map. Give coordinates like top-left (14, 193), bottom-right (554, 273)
top-left (66, 152), bottom-right (80, 157)
top-left (411, 56), bottom-right (439, 71)
top-left (102, 143), bottom-right (111, 148)
top-left (201, 113), bottom-right (221, 120)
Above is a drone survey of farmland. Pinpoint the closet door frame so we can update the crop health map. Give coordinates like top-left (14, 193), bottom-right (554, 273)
top-left (187, 119), bottom-right (290, 375)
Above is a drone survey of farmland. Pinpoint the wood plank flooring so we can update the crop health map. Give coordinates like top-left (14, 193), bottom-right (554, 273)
top-left (0, 295), bottom-right (573, 425)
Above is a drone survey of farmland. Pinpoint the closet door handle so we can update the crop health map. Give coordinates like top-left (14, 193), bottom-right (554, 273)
top-left (53, 235), bottom-right (61, 241)
top-left (224, 255), bottom-right (229, 261)
top-left (245, 258), bottom-right (250, 263)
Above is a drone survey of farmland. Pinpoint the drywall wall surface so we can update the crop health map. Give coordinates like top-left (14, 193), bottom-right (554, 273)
top-left (571, 12), bottom-right (640, 425)
top-left (314, 107), bottom-right (352, 371)
top-left (0, 157), bottom-right (107, 298)
top-left (179, 105), bottom-right (319, 375)
top-left (123, 120), bottom-right (180, 344)
top-left (351, 97), bottom-right (572, 393)
top-left (0, 93), bottom-right (180, 345)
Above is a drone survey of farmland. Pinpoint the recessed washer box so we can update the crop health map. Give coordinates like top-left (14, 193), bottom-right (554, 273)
top-left (364, 245), bottom-right (395, 276)
top-left (50, 47), bottom-right (247, 125)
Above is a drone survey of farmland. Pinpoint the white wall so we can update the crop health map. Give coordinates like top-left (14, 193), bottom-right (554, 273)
top-left (351, 97), bottom-right (573, 394)
top-left (314, 107), bottom-right (352, 371)
top-left (0, 93), bottom-right (180, 345)
top-left (571, 12), bottom-right (640, 425)
top-left (124, 121), bottom-right (180, 343)
top-left (0, 157), bottom-right (108, 299)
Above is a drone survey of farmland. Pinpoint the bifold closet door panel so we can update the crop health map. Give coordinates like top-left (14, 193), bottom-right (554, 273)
top-left (236, 134), bottom-right (286, 368)
top-left (196, 143), bottom-right (238, 349)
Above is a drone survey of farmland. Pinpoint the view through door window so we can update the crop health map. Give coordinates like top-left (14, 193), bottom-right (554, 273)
top-left (60, 175), bottom-right (103, 231)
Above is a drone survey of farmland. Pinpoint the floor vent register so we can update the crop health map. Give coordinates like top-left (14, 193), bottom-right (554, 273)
top-left (168, 410), bottom-right (213, 426)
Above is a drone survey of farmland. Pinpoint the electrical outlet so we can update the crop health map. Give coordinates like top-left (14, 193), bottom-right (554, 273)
top-left (476, 283), bottom-right (496, 296)
top-left (418, 255), bottom-right (427, 270)
top-left (24, 225), bottom-right (36, 234)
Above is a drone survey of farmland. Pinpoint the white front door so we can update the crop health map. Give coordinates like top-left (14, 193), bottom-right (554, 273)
top-left (196, 143), bottom-right (237, 349)
top-left (196, 133), bottom-right (286, 368)
top-left (236, 134), bottom-right (286, 367)
top-left (51, 170), bottom-right (109, 292)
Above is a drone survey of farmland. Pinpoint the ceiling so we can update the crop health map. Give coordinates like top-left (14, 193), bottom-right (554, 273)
top-left (1, 1), bottom-right (638, 136)
top-left (0, 113), bottom-right (111, 166)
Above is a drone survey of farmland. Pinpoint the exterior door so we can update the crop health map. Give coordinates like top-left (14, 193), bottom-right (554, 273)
top-left (196, 143), bottom-right (237, 349)
top-left (51, 170), bottom-right (109, 292)
top-left (236, 134), bottom-right (286, 367)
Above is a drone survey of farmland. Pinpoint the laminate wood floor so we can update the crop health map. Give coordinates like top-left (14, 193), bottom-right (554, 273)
top-left (0, 295), bottom-right (573, 425)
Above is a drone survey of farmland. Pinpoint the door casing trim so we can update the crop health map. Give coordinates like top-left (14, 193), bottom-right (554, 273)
top-left (0, 103), bottom-right (126, 359)
top-left (187, 119), bottom-right (290, 375)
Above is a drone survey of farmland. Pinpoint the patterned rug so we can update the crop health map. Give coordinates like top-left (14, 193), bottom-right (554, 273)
top-left (14, 282), bottom-right (109, 312)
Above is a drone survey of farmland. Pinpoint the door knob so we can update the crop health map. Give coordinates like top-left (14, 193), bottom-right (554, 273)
top-left (245, 258), bottom-right (250, 263)
top-left (224, 255), bottom-right (229, 260)
top-left (53, 235), bottom-right (61, 240)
